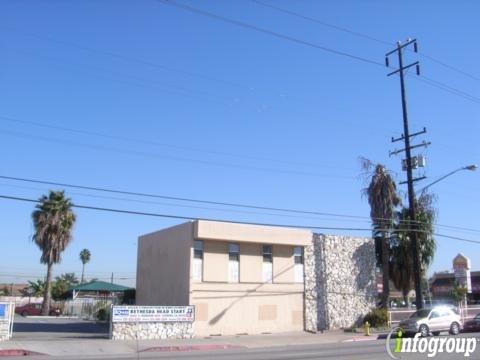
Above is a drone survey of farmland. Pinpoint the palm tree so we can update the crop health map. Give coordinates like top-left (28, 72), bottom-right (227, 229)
top-left (25, 279), bottom-right (46, 297)
top-left (52, 273), bottom-right (79, 300)
top-left (57, 272), bottom-right (79, 285)
top-left (32, 190), bottom-right (76, 315)
top-left (79, 249), bottom-right (91, 283)
top-left (362, 159), bottom-right (401, 308)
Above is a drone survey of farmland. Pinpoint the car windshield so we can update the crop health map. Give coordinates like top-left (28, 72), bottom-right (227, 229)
top-left (410, 309), bottom-right (431, 319)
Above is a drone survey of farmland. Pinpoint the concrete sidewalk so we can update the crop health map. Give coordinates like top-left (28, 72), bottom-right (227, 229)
top-left (0, 331), bottom-right (381, 357)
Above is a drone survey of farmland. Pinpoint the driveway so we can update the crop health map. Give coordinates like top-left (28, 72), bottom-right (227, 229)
top-left (12, 314), bottom-right (109, 340)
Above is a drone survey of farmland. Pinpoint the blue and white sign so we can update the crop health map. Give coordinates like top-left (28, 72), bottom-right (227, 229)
top-left (0, 304), bottom-right (5, 319)
top-left (112, 306), bottom-right (194, 323)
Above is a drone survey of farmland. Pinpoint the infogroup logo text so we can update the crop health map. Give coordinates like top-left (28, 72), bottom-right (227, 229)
top-left (386, 327), bottom-right (478, 359)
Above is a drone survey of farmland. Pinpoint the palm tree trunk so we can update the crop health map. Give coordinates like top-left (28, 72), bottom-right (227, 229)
top-left (81, 263), bottom-right (85, 283)
top-left (381, 234), bottom-right (390, 308)
top-left (42, 262), bottom-right (53, 316)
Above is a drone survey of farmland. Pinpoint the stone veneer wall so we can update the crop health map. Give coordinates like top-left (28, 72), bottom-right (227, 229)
top-left (305, 234), bottom-right (377, 331)
top-left (0, 322), bottom-right (9, 341)
top-left (111, 322), bottom-right (193, 340)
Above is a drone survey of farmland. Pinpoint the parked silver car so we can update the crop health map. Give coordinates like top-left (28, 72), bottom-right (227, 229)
top-left (398, 306), bottom-right (463, 336)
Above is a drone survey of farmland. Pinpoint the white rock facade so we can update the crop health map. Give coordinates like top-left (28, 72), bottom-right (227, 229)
top-left (0, 322), bottom-right (9, 341)
top-left (305, 234), bottom-right (377, 331)
top-left (111, 322), bottom-right (193, 340)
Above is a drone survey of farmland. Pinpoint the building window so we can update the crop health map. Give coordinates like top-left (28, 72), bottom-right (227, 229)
top-left (228, 243), bottom-right (239, 283)
top-left (262, 245), bottom-right (273, 283)
top-left (294, 246), bottom-right (304, 283)
top-left (193, 240), bottom-right (203, 281)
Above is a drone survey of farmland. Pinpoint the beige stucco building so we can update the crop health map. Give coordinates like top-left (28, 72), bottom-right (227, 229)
top-left (136, 220), bottom-right (311, 336)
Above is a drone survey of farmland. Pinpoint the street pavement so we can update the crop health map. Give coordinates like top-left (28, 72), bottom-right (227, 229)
top-left (11, 315), bottom-right (109, 340)
top-left (2, 316), bottom-right (480, 359)
top-left (3, 337), bottom-right (480, 360)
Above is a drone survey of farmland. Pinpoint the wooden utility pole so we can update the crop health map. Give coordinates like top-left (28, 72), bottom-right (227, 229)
top-left (386, 39), bottom-right (430, 309)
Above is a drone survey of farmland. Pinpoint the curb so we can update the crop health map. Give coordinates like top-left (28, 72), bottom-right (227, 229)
top-left (0, 349), bottom-right (46, 357)
top-left (342, 336), bottom-right (379, 343)
top-left (141, 344), bottom-right (243, 352)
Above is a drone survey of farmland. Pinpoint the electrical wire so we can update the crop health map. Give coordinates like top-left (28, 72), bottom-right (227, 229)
top-left (0, 114), bottom-right (353, 171)
top-left (415, 76), bottom-right (480, 105)
top-left (0, 129), bottom-right (356, 179)
top-left (2, 174), bottom-right (479, 234)
top-left (0, 193), bottom-right (479, 245)
top-left (155, 0), bottom-right (384, 67)
top-left (250, 0), bottom-right (480, 83)
top-left (0, 181), bottom-right (373, 224)
top-left (0, 174), bottom-right (398, 222)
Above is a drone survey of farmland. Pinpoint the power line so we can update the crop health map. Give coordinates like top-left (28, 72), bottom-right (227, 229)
top-left (0, 193), bottom-right (378, 232)
top-left (0, 193), bottom-right (479, 245)
top-left (0, 25), bottom-right (244, 90)
top-left (415, 76), bottom-right (480, 105)
top-left (0, 181), bottom-right (372, 224)
top-left (0, 26), bottom-right (295, 100)
top-left (248, 0), bottom-right (480, 105)
top-left (2, 174), bottom-right (479, 234)
top-left (250, 0), bottom-right (480, 83)
top-left (155, 0), bottom-right (384, 67)
top-left (249, 0), bottom-right (390, 46)
top-left (432, 233), bottom-right (480, 245)
top-left (0, 128), bottom-right (355, 179)
top-left (5, 47), bottom-right (253, 110)
top-left (0, 114), bottom-right (352, 172)
top-left (5, 7), bottom-right (479, 109)
top-left (0, 175), bottom-right (367, 220)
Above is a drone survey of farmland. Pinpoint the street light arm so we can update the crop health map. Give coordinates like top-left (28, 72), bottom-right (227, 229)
top-left (418, 165), bottom-right (477, 194)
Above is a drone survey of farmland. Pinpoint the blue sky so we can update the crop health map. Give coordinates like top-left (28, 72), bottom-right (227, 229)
top-left (1, 0), bottom-right (479, 287)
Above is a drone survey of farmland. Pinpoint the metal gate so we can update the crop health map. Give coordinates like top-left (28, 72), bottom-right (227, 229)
top-left (0, 302), bottom-right (15, 341)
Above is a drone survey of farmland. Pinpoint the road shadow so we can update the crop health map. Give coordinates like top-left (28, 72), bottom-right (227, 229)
top-left (13, 319), bottom-right (109, 337)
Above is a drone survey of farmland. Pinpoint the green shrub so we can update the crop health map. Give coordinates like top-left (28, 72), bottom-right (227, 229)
top-left (96, 308), bottom-right (107, 321)
top-left (363, 308), bottom-right (388, 328)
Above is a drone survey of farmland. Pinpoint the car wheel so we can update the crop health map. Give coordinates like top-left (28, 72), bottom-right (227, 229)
top-left (21, 311), bottom-right (28, 317)
top-left (450, 322), bottom-right (460, 335)
top-left (432, 331), bottom-right (440, 336)
top-left (419, 324), bottom-right (429, 337)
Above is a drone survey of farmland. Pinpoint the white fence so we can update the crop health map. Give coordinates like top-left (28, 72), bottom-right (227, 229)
top-left (0, 296), bottom-right (43, 307)
top-left (0, 296), bottom-right (119, 320)
top-left (62, 298), bottom-right (118, 320)
top-left (0, 302), bottom-right (15, 341)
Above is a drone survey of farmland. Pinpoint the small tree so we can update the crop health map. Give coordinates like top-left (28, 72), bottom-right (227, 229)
top-left (0, 286), bottom-right (10, 296)
top-left (79, 249), bottom-right (91, 283)
top-left (451, 282), bottom-right (468, 303)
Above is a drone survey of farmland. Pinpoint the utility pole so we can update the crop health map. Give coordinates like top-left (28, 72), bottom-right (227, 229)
top-left (386, 39), bottom-right (430, 309)
top-left (111, 272), bottom-right (114, 284)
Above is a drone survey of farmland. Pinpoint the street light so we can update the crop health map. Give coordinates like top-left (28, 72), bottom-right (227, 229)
top-left (418, 164), bottom-right (477, 194)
